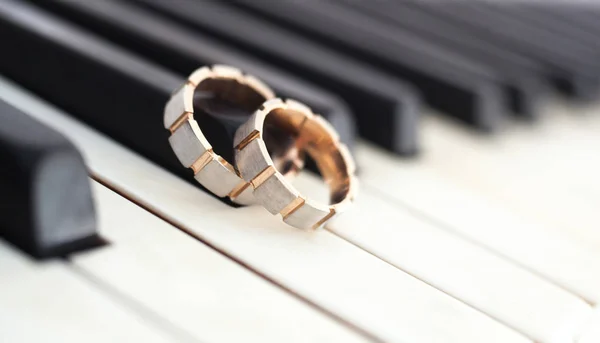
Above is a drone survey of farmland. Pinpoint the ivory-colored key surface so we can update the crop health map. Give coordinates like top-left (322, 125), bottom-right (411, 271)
top-left (356, 144), bottom-right (600, 306)
top-left (0, 78), bottom-right (530, 342)
top-left (180, 207), bottom-right (529, 343)
top-left (0, 242), bottom-right (173, 343)
top-left (292, 174), bottom-right (593, 343)
top-left (78, 182), bottom-right (367, 343)
top-left (577, 307), bottom-right (600, 343)
top-left (421, 110), bottom-right (600, 250)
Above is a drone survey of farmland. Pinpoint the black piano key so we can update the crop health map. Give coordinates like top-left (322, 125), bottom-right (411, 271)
top-left (125, 0), bottom-right (420, 155)
top-left (544, 10), bottom-right (600, 33)
top-left (0, 99), bottom-right (100, 259)
top-left (490, 3), bottom-right (600, 37)
top-left (462, 3), bottom-right (600, 54)
top-left (231, 0), bottom-right (506, 132)
top-left (401, 1), bottom-right (600, 100)
top-left (546, 7), bottom-right (600, 32)
top-left (0, 0), bottom-right (353, 204)
top-left (334, 0), bottom-right (548, 121)
top-left (406, 1), bottom-right (600, 62)
top-left (27, 0), bottom-right (358, 153)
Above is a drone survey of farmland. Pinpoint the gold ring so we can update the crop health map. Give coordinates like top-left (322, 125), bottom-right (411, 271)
top-left (234, 98), bottom-right (357, 229)
top-left (164, 64), bottom-right (278, 205)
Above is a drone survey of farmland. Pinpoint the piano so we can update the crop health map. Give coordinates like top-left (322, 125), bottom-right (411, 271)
top-left (0, 1), bottom-right (599, 342)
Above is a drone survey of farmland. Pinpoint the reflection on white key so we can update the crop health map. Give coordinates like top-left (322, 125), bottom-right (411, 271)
top-left (0, 242), bottom-right (172, 343)
top-left (356, 144), bottom-right (600, 306)
top-left (78, 182), bottom-right (367, 343)
top-left (577, 307), bottom-right (600, 343)
top-left (0, 76), bottom-right (530, 342)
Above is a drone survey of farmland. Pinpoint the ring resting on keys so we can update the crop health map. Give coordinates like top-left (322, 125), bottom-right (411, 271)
top-left (234, 98), bottom-right (358, 230)
top-left (164, 65), bottom-right (298, 205)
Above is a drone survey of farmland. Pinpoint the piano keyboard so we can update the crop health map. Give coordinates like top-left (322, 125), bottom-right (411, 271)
top-left (1, 1), bottom-right (599, 342)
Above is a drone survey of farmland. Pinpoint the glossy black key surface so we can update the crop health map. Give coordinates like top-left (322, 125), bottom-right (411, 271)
top-left (126, 0), bottom-right (421, 155)
top-left (232, 0), bottom-right (506, 132)
top-left (401, 1), bottom-right (600, 100)
top-left (0, 0), bottom-right (353, 204)
top-left (335, 0), bottom-right (547, 120)
top-left (27, 0), bottom-right (357, 152)
top-left (0, 99), bottom-right (99, 259)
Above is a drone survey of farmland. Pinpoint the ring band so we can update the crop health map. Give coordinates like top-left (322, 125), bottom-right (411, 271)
top-left (234, 98), bottom-right (357, 229)
top-left (164, 65), bottom-right (275, 205)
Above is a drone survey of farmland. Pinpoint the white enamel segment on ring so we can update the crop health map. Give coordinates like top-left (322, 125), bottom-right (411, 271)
top-left (164, 65), bottom-right (274, 205)
top-left (234, 98), bottom-right (358, 230)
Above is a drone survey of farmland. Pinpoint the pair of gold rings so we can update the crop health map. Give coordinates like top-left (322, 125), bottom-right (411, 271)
top-left (164, 65), bottom-right (357, 230)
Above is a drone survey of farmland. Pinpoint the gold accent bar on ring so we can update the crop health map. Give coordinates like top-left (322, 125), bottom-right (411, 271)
top-left (280, 197), bottom-right (306, 220)
top-left (168, 112), bottom-right (194, 133)
top-left (235, 130), bottom-right (261, 151)
top-left (251, 165), bottom-right (276, 188)
top-left (190, 149), bottom-right (213, 174)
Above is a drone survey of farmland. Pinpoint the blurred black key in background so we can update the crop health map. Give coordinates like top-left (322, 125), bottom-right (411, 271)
top-left (0, 0), bottom-right (183, 180)
top-left (0, 98), bottom-right (99, 259)
top-left (231, 0), bottom-right (506, 132)
top-left (0, 0), bottom-right (353, 205)
top-left (536, 5), bottom-right (600, 32)
top-left (465, 2), bottom-right (600, 53)
top-left (402, 0), bottom-right (600, 100)
top-left (27, 0), bottom-right (358, 152)
top-left (127, 0), bottom-right (421, 155)
top-left (335, 0), bottom-right (548, 121)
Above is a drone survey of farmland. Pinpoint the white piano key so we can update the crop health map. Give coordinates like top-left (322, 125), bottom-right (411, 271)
top-left (546, 96), bottom-right (600, 134)
top-left (577, 307), bottom-right (600, 343)
top-left (421, 111), bottom-right (600, 250)
top-left (188, 206), bottom-right (530, 343)
top-left (540, 99), bottom-right (600, 198)
top-left (293, 173), bottom-right (592, 343)
top-left (79, 181), bottom-right (367, 343)
top-left (356, 143), bottom-right (600, 305)
top-left (0, 76), bottom-right (530, 342)
top-left (0, 242), bottom-right (173, 343)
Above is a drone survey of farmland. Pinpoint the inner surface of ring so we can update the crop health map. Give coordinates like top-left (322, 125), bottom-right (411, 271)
top-left (265, 108), bottom-right (351, 205)
top-left (193, 77), bottom-right (300, 175)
